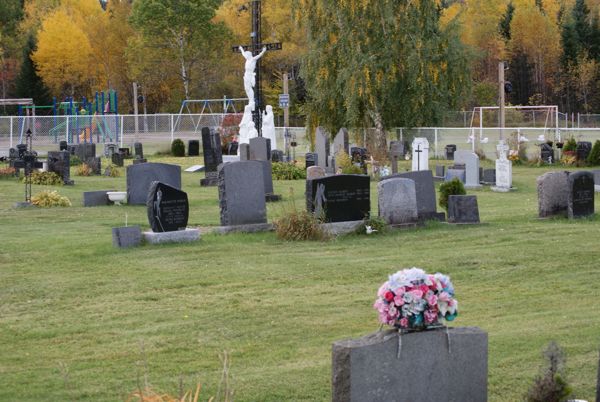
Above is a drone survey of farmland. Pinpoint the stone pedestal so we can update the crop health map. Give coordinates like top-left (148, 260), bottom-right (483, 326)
top-left (332, 327), bottom-right (487, 402)
top-left (112, 226), bottom-right (142, 248)
top-left (143, 228), bottom-right (200, 244)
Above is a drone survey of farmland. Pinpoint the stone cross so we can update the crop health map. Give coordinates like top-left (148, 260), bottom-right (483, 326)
top-left (415, 144), bottom-right (423, 171)
top-left (497, 140), bottom-right (509, 161)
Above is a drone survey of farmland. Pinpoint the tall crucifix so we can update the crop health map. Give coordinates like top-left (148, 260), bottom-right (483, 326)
top-left (232, 0), bottom-right (281, 136)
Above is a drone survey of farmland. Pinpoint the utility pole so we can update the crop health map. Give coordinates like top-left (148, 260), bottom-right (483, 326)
top-left (133, 82), bottom-right (139, 135)
top-left (499, 62), bottom-right (506, 141)
top-left (283, 72), bottom-right (289, 128)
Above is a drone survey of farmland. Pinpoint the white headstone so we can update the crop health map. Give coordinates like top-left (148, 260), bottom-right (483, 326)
top-left (494, 140), bottom-right (512, 190)
top-left (411, 137), bottom-right (429, 171)
top-left (454, 150), bottom-right (481, 189)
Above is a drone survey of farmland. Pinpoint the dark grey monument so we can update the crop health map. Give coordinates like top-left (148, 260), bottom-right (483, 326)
top-left (568, 171), bottom-right (594, 218)
top-left (332, 327), bottom-right (487, 402)
top-left (127, 163), bottom-right (181, 205)
top-left (188, 140), bottom-right (200, 156)
top-left (537, 171), bottom-right (569, 218)
top-left (249, 136), bottom-right (271, 161)
top-left (447, 195), bottom-right (480, 224)
top-left (218, 161), bottom-right (267, 226)
top-left (306, 174), bottom-right (370, 222)
top-left (381, 170), bottom-right (445, 221)
top-left (200, 127), bottom-right (223, 186)
top-left (47, 151), bottom-right (74, 185)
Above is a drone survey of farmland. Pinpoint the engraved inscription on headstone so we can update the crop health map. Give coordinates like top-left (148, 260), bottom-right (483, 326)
top-left (568, 171), bottom-right (594, 218)
top-left (146, 181), bottom-right (189, 232)
top-left (306, 175), bottom-right (370, 222)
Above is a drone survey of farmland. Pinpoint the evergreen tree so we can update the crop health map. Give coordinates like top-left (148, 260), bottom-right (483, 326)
top-left (499, 2), bottom-right (514, 41)
top-left (15, 35), bottom-right (52, 105)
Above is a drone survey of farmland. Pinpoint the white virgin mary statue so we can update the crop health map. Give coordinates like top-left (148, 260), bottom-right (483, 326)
top-left (262, 105), bottom-right (277, 150)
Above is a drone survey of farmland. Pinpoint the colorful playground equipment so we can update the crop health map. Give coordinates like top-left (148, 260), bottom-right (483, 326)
top-left (45, 90), bottom-right (119, 144)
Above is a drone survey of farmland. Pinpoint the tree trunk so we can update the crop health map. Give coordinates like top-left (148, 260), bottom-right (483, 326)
top-left (368, 109), bottom-right (388, 160)
top-left (178, 35), bottom-right (189, 100)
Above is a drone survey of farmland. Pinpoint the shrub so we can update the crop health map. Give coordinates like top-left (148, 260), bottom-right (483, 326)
top-left (31, 190), bottom-right (71, 207)
top-left (560, 152), bottom-right (576, 166)
top-left (171, 138), bottom-right (185, 157)
top-left (69, 155), bottom-right (82, 166)
top-left (438, 178), bottom-right (466, 211)
top-left (0, 166), bottom-right (16, 179)
top-left (27, 171), bottom-right (63, 185)
top-left (272, 162), bottom-right (306, 180)
top-left (355, 215), bottom-right (388, 235)
top-left (75, 163), bottom-right (91, 176)
top-left (525, 342), bottom-right (572, 402)
top-left (336, 150), bottom-right (363, 174)
top-left (562, 137), bottom-right (576, 153)
top-left (274, 191), bottom-right (328, 241)
top-left (103, 164), bottom-right (121, 177)
top-left (586, 140), bottom-right (600, 166)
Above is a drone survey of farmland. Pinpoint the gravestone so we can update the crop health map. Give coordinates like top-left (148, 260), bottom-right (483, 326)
top-left (112, 226), bottom-right (142, 248)
top-left (249, 136), bottom-right (271, 161)
top-left (389, 141), bottom-right (404, 174)
top-left (444, 169), bottom-right (466, 183)
top-left (593, 170), bottom-right (600, 192)
top-left (200, 127), bottom-right (223, 186)
top-left (576, 141), bottom-right (592, 161)
top-left (146, 181), bottom-right (189, 232)
top-left (332, 327), bottom-right (487, 402)
top-left (83, 190), bottom-right (114, 207)
top-left (327, 155), bottom-right (336, 174)
top-left (127, 163), bottom-right (181, 205)
top-left (381, 170), bottom-right (445, 221)
top-left (493, 140), bottom-right (512, 191)
top-left (306, 174), bottom-right (370, 223)
top-left (227, 141), bottom-right (238, 155)
top-left (445, 144), bottom-right (457, 160)
top-left (47, 151), bottom-right (74, 185)
top-left (540, 143), bottom-right (554, 164)
top-left (239, 143), bottom-right (250, 161)
top-left (537, 171), bottom-right (569, 218)
top-left (133, 142), bottom-right (147, 164)
top-left (454, 150), bottom-right (481, 189)
top-left (435, 165), bottom-right (445, 178)
top-left (59, 141), bottom-right (68, 151)
top-left (305, 152), bottom-right (318, 168)
top-left (377, 178), bottom-right (418, 226)
top-left (112, 152), bottom-right (124, 167)
top-left (306, 166), bottom-right (326, 180)
top-left (271, 150), bottom-right (284, 162)
top-left (85, 157), bottom-right (102, 175)
top-left (447, 195), bottom-right (480, 224)
top-left (218, 161), bottom-right (267, 226)
top-left (332, 127), bottom-right (349, 156)
top-left (74, 143), bottom-right (96, 161)
top-left (118, 147), bottom-right (130, 157)
top-left (568, 171), bottom-right (594, 219)
top-left (411, 137), bottom-right (429, 171)
top-left (315, 127), bottom-right (330, 169)
top-left (104, 143), bottom-right (117, 158)
top-left (188, 140), bottom-right (200, 156)
top-left (481, 169), bottom-right (496, 185)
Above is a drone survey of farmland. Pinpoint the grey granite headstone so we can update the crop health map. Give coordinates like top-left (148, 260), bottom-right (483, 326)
top-left (481, 169), bottom-right (496, 184)
top-left (593, 170), bottom-right (600, 192)
top-left (134, 142), bottom-right (144, 158)
top-left (332, 127), bottom-right (349, 156)
top-left (305, 152), bottom-right (318, 168)
top-left (306, 166), bottom-right (326, 180)
top-left (454, 150), bottom-right (481, 189)
top-left (568, 171), bottom-right (594, 218)
top-left (112, 226), bottom-right (142, 248)
top-left (257, 159), bottom-right (274, 195)
top-left (447, 195), bottom-right (480, 224)
top-left (315, 126), bottom-right (330, 169)
top-left (47, 151), bottom-right (73, 185)
top-left (377, 178), bottom-right (418, 225)
top-left (83, 190), bottom-right (114, 207)
top-left (218, 161), bottom-right (267, 226)
top-left (332, 327), bottom-right (487, 402)
top-left (85, 157), bottom-right (102, 175)
top-left (249, 136), bottom-right (271, 161)
top-left (74, 143), bottom-right (96, 161)
top-left (537, 171), bottom-right (569, 218)
top-left (381, 170), bottom-right (444, 221)
top-left (126, 163), bottom-right (181, 205)
top-left (444, 169), bottom-right (465, 183)
top-left (435, 165), bottom-right (445, 178)
top-left (389, 141), bottom-right (404, 174)
top-left (239, 143), bottom-right (250, 161)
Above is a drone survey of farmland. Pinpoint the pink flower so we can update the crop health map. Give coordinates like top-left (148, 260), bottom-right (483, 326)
top-left (373, 299), bottom-right (387, 313)
top-left (409, 289), bottom-right (423, 299)
top-left (426, 294), bottom-right (438, 306)
top-left (438, 291), bottom-right (450, 302)
top-left (393, 294), bottom-right (405, 306)
top-left (399, 317), bottom-right (409, 328)
top-left (377, 283), bottom-right (388, 298)
top-left (424, 309), bottom-right (438, 324)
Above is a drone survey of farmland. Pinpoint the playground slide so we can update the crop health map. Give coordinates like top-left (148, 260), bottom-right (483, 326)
top-left (78, 113), bottom-right (98, 142)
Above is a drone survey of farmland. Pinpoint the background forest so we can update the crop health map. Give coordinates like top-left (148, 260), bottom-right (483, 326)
top-left (1, 0), bottom-right (600, 123)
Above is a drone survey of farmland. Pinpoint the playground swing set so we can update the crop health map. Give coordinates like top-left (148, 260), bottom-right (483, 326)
top-left (12, 90), bottom-right (119, 144)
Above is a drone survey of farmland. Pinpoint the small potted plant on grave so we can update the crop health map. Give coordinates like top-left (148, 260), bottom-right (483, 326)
top-left (373, 267), bottom-right (458, 331)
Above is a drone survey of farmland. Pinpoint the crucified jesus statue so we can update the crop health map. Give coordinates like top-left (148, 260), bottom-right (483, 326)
top-left (239, 46), bottom-right (267, 110)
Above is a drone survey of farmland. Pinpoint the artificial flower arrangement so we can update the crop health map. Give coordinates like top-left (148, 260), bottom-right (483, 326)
top-left (373, 267), bottom-right (458, 330)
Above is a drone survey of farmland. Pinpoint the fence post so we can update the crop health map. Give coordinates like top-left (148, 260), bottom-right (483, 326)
top-left (120, 115), bottom-right (124, 148)
top-left (434, 128), bottom-right (438, 158)
top-left (9, 116), bottom-right (13, 148)
top-left (170, 114), bottom-right (174, 142)
top-left (65, 116), bottom-right (70, 143)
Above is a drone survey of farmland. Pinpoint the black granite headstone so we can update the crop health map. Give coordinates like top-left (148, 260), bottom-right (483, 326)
top-left (74, 143), bottom-right (96, 161)
top-left (146, 181), bottom-right (189, 232)
top-left (305, 152), bottom-right (318, 168)
top-left (85, 157), bottom-right (102, 175)
top-left (188, 140), bottom-right (200, 156)
top-left (540, 143), bottom-right (554, 164)
top-left (118, 147), bottom-right (130, 157)
top-left (271, 150), bottom-right (284, 162)
top-left (306, 174), bottom-right (370, 222)
top-left (227, 142), bottom-right (238, 155)
top-left (112, 152), bottom-right (124, 167)
top-left (481, 169), bottom-right (496, 184)
top-left (59, 141), bottom-right (68, 151)
top-left (576, 141), bottom-right (592, 161)
top-left (47, 151), bottom-right (73, 185)
top-left (134, 142), bottom-right (144, 158)
top-left (445, 144), bottom-right (457, 160)
top-left (200, 127), bottom-right (223, 186)
top-left (568, 171), bottom-right (594, 218)
top-left (447, 195), bottom-right (480, 224)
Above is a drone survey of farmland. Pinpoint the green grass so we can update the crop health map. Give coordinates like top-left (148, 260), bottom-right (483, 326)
top-left (1, 156), bottom-right (599, 401)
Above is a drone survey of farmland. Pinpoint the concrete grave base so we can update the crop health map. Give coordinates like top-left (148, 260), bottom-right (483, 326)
top-left (332, 327), bottom-right (487, 402)
top-left (143, 228), bottom-right (200, 244)
top-left (320, 220), bottom-right (364, 236)
top-left (14, 202), bottom-right (34, 208)
top-left (112, 226), bottom-right (142, 248)
top-left (491, 186), bottom-right (516, 193)
top-left (212, 223), bottom-right (273, 234)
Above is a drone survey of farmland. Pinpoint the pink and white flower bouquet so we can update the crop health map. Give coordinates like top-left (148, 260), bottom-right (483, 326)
top-left (373, 267), bottom-right (458, 330)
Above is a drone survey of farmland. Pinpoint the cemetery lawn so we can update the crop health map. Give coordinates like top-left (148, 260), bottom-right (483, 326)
top-left (1, 157), bottom-right (599, 401)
